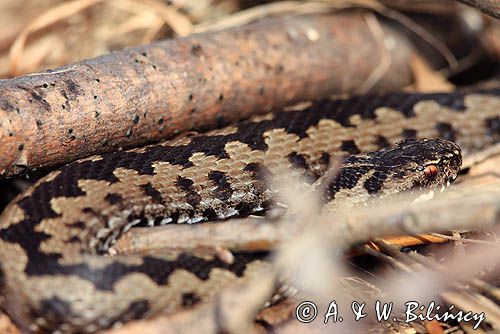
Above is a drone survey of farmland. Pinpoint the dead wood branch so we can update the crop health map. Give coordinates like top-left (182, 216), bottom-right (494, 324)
top-left (0, 12), bottom-right (415, 178)
top-left (111, 184), bottom-right (500, 256)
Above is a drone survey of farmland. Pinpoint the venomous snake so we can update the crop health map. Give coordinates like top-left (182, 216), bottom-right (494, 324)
top-left (0, 87), bottom-right (499, 333)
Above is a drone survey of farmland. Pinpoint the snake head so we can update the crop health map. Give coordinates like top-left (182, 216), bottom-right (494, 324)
top-left (372, 138), bottom-right (462, 196)
top-left (322, 138), bottom-right (462, 211)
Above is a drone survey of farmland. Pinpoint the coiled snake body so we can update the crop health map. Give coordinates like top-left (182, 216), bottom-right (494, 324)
top-left (0, 88), bottom-right (499, 332)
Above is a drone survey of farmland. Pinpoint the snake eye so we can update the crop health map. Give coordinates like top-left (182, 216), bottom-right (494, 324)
top-left (424, 165), bottom-right (438, 179)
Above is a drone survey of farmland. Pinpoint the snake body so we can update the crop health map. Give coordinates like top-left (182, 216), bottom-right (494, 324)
top-left (0, 88), bottom-right (499, 332)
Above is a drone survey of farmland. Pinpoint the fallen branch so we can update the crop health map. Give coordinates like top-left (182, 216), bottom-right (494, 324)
top-left (0, 11), bottom-right (415, 178)
top-left (111, 183), bottom-right (500, 256)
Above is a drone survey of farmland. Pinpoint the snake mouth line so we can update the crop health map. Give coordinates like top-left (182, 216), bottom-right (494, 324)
top-left (412, 175), bottom-right (456, 204)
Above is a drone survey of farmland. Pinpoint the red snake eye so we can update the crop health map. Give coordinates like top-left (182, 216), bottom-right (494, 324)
top-left (424, 165), bottom-right (438, 179)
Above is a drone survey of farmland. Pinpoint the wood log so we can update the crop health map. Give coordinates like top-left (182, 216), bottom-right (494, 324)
top-left (0, 12), bottom-right (415, 178)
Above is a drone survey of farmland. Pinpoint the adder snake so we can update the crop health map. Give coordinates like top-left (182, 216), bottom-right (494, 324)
top-left (0, 87), bottom-right (499, 333)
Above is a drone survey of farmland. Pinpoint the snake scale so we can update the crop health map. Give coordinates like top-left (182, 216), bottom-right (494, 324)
top-left (0, 87), bottom-right (499, 333)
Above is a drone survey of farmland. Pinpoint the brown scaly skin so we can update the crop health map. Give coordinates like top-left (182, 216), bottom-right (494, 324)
top-left (0, 88), bottom-right (498, 333)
